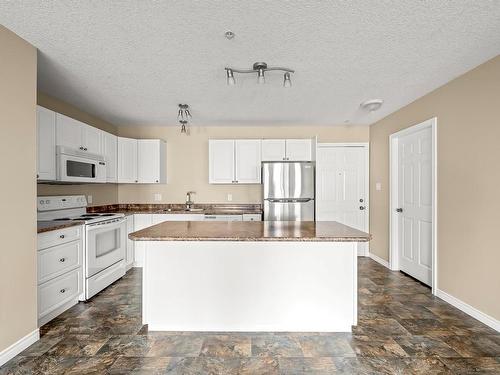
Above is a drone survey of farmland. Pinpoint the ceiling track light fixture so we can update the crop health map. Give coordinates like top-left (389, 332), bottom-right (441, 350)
top-left (177, 104), bottom-right (191, 134)
top-left (225, 62), bottom-right (294, 87)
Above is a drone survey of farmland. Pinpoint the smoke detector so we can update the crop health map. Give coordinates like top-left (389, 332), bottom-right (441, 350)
top-left (360, 99), bottom-right (384, 112)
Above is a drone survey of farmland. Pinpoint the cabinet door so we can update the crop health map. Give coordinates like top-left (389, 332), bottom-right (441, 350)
top-left (126, 215), bottom-right (135, 269)
top-left (56, 114), bottom-right (83, 150)
top-left (82, 124), bottom-right (102, 155)
top-left (138, 139), bottom-right (166, 183)
top-left (117, 137), bottom-right (138, 183)
top-left (37, 106), bottom-right (56, 180)
top-left (103, 132), bottom-right (117, 182)
top-left (209, 140), bottom-right (235, 184)
top-left (286, 139), bottom-right (312, 161)
top-left (133, 214), bottom-right (152, 267)
top-left (261, 139), bottom-right (286, 161)
top-left (235, 140), bottom-right (261, 184)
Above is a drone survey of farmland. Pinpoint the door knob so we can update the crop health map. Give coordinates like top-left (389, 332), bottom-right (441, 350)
top-left (396, 208), bottom-right (403, 213)
top-left (359, 206), bottom-right (366, 210)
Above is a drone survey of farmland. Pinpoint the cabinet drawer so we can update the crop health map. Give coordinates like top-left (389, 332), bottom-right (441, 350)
top-left (243, 214), bottom-right (262, 221)
top-left (38, 225), bottom-right (82, 250)
top-left (38, 268), bottom-right (81, 319)
top-left (38, 240), bottom-right (82, 284)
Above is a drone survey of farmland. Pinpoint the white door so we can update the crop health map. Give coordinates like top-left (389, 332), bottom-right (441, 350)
top-left (235, 140), bottom-right (261, 183)
top-left (209, 140), bottom-right (235, 184)
top-left (117, 137), bottom-right (138, 183)
top-left (36, 106), bottom-right (56, 180)
top-left (82, 124), bottom-right (102, 154)
top-left (138, 139), bottom-right (160, 183)
top-left (103, 132), bottom-right (117, 182)
top-left (286, 139), bottom-right (312, 161)
top-left (397, 126), bottom-right (433, 285)
top-left (316, 145), bottom-right (368, 255)
top-left (56, 114), bottom-right (82, 150)
top-left (261, 139), bottom-right (286, 161)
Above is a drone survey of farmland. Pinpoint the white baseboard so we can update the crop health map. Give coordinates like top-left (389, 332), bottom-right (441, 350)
top-left (436, 289), bottom-right (499, 332)
top-left (368, 252), bottom-right (390, 269)
top-left (0, 329), bottom-right (39, 366)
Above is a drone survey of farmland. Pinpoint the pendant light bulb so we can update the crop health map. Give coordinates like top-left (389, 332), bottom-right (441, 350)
top-left (283, 72), bottom-right (292, 88)
top-left (226, 69), bottom-right (235, 85)
top-left (257, 68), bottom-right (265, 84)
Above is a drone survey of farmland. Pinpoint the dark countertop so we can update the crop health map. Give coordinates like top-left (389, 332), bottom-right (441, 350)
top-left (129, 221), bottom-right (371, 242)
top-left (37, 220), bottom-right (82, 234)
top-left (88, 203), bottom-right (262, 216)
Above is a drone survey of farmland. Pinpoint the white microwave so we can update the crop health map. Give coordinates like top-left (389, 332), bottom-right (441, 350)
top-left (56, 146), bottom-right (106, 183)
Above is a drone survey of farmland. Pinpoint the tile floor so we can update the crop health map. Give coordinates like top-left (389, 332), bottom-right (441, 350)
top-left (1, 258), bottom-right (499, 374)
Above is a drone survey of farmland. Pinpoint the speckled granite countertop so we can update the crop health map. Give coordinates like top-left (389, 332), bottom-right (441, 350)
top-left (129, 221), bottom-right (371, 242)
top-left (88, 203), bottom-right (262, 216)
top-left (37, 220), bottom-right (82, 234)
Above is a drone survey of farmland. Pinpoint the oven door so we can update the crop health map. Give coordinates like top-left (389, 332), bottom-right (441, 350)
top-left (85, 218), bottom-right (126, 278)
top-left (57, 152), bottom-right (106, 183)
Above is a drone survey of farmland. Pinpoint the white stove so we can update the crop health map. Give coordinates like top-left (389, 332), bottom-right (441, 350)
top-left (37, 195), bottom-right (126, 300)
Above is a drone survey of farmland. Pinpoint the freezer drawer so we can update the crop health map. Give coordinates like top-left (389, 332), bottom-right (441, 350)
top-left (263, 200), bottom-right (315, 221)
top-left (262, 162), bottom-right (315, 199)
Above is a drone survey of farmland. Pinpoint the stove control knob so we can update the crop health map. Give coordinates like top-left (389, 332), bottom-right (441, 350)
top-left (39, 200), bottom-right (44, 204)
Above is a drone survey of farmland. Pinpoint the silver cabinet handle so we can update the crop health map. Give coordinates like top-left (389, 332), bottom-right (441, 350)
top-left (84, 147), bottom-right (87, 151)
top-left (60, 288), bottom-right (66, 293)
top-left (79, 146), bottom-right (84, 150)
top-left (359, 206), bottom-right (366, 210)
top-left (59, 234), bottom-right (65, 239)
top-left (155, 180), bottom-right (158, 183)
top-left (396, 208), bottom-right (403, 213)
top-left (59, 258), bottom-right (66, 262)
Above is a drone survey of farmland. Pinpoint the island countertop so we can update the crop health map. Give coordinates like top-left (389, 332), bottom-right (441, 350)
top-left (129, 220), bottom-right (371, 242)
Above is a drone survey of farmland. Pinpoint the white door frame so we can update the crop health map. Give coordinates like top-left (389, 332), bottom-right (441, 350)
top-left (389, 118), bottom-right (437, 294)
top-left (316, 143), bottom-right (370, 255)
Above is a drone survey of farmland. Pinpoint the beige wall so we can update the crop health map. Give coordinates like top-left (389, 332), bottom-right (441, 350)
top-left (370, 56), bottom-right (500, 320)
top-left (117, 125), bottom-right (369, 204)
top-left (0, 26), bottom-right (38, 352)
top-left (36, 93), bottom-right (119, 206)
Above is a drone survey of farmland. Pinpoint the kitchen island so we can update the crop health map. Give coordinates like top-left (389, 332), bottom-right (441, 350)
top-left (130, 221), bottom-right (370, 332)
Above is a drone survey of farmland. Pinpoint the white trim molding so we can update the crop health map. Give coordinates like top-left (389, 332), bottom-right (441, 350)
top-left (0, 329), bottom-right (39, 366)
top-left (436, 289), bottom-right (500, 332)
top-left (368, 252), bottom-right (390, 269)
top-left (389, 117), bottom-right (438, 294)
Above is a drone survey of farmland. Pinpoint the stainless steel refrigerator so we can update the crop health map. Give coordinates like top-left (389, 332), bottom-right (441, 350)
top-left (262, 161), bottom-right (315, 221)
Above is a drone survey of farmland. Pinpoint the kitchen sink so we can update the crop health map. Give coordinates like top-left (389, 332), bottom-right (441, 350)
top-left (161, 208), bottom-right (204, 212)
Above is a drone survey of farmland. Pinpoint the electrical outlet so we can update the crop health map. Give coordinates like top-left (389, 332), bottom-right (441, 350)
top-left (154, 193), bottom-right (162, 201)
top-left (227, 193), bottom-right (233, 202)
top-left (87, 195), bottom-right (93, 204)
top-left (375, 182), bottom-right (382, 191)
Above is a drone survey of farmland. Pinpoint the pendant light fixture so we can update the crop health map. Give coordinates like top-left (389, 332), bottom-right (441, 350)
top-left (177, 104), bottom-right (191, 134)
top-left (225, 62), bottom-right (294, 87)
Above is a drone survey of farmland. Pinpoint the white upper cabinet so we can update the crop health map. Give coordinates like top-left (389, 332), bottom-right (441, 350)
top-left (56, 113), bottom-right (102, 154)
top-left (138, 139), bottom-right (167, 183)
top-left (102, 131), bottom-right (117, 182)
top-left (286, 139), bottom-right (312, 161)
top-left (117, 137), bottom-right (138, 183)
top-left (235, 140), bottom-right (261, 183)
top-left (261, 139), bottom-right (286, 161)
top-left (37, 106), bottom-right (56, 180)
top-left (261, 139), bottom-right (312, 161)
top-left (209, 140), bottom-right (235, 184)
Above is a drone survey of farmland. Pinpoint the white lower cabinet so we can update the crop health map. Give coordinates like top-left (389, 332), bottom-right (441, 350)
top-left (37, 226), bottom-right (83, 326)
top-left (133, 214), bottom-right (152, 267)
top-left (152, 214), bottom-right (205, 224)
top-left (126, 215), bottom-right (135, 270)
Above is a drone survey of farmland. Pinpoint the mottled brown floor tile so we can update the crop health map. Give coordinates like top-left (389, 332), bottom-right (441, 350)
top-left (18, 335), bottom-right (64, 357)
top-left (440, 357), bottom-right (500, 374)
top-left (398, 318), bottom-right (461, 337)
top-left (0, 355), bottom-right (78, 375)
top-left (352, 317), bottom-right (411, 337)
top-left (331, 357), bottom-right (372, 374)
top-left (442, 335), bottom-right (500, 357)
top-left (147, 335), bottom-right (203, 357)
top-left (109, 356), bottom-right (180, 374)
top-left (349, 335), bottom-right (408, 357)
top-left (46, 334), bottom-right (109, 356)
top-left (297, 335), bottom-right (355, 357)
top-left (386, 302), bottom-right (438, 320)
top-left (200, 335), bottom-right (251, 357)
top-left (252, 336), bottom-right (303, 357)
top-left (64, 356), bottom-right (116, 374)
top-left (163, 357), bottom-right (241, 375)
top-left (394, 335), bottom-right (461, 357)
top-left (278, 357), bottom-right (336, 374)
top-left (96, 335), bottom-right (154, 357)
top-left (239, 357), bottom-right (280, 375)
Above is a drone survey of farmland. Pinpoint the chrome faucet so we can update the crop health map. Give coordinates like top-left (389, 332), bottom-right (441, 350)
top-left (186, 191), bottom-right (195, 209)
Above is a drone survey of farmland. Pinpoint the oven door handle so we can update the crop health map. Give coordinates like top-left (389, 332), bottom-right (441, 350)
top-left (86, 218), bottom-right (126, 231)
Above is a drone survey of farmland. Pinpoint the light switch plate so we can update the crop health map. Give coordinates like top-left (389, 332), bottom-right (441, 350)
top-left (154, 193), bottom-right (162, 201)
top-left (87, 195), bottom-right (93, 204)
top-left (375, 182), bottom-right (382, 191)
top-left (227, 193), bottom-right (233, 202)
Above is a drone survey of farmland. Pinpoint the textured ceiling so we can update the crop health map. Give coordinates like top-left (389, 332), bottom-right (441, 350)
top-left (1, 1), bottom-right (499, 126)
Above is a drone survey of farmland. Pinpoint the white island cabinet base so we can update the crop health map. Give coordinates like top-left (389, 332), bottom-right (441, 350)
top-left (143, 241), bottom-right (357, 332)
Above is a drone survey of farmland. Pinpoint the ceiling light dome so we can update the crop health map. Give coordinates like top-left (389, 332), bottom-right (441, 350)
top-left (360, 99), bottom-right (384, 112)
